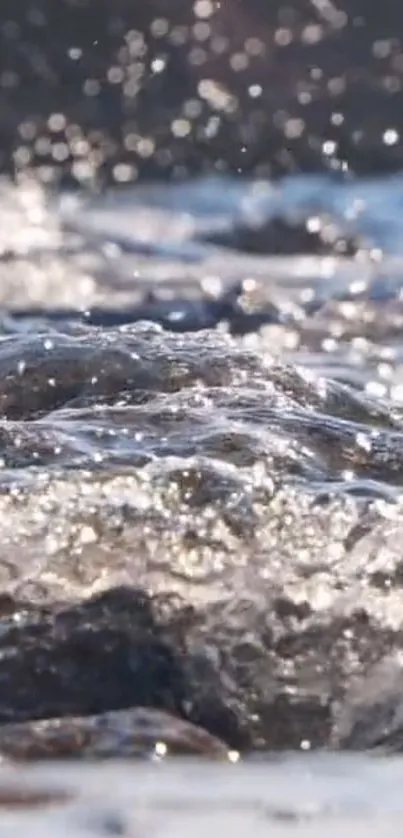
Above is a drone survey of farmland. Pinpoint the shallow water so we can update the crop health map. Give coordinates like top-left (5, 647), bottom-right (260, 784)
top-left (3, 171), bottom-right (403, 830)
top-left (3, 756), bottom-right (403, 836)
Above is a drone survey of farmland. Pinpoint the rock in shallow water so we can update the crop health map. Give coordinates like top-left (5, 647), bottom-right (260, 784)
top-left (0, 466), bottom-right (398, 753)
top-left (0, 707), bottom-right (229, 761)
top-left (0, 325), bottom-right (400, 753)
top-left (331, 653), bottom-right (403, 752)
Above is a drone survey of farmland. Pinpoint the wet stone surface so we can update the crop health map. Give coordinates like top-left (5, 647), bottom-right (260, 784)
top-left (0, 707), bottom-right (230, 761)
top-left (0, 318), bottom-right (401, 753)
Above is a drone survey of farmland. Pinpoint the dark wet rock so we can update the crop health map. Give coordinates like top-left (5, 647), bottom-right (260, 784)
top-left (0, 580), bottom-right (247, 748)
top-left (6, 284), bottom-right (245, 333)
top-left (198, 215), bottom-right (361, 257)
top-left (331, 655), bottom-right (403, 752)
top-left (4, 283), bottom-right (287, 335)
top-left (0, 786), bottom-right (72, 808)
top-left (0, 585), bottom-right (189, 724)
top-left (0, 324), bottom-right (270, 421)
top-left (0, 321), bottom-right (400, 476)
top-left (0, 707), bottom-right (230, 760)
